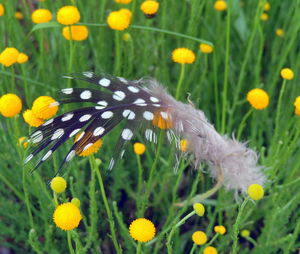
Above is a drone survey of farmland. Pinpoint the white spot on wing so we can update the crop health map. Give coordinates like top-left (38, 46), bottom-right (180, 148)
top-left (160, 112), bottom-right (168, 120)
top-left (76, 131), bottom-right (85, 142)
top-left (99, 78), bottom-right (110, 87)
top-left (133, 98), bottom-right (146, 106)
top-left (97, 100), bottom-right (108, 108)
top-left (83, 143), bottom-right (93, 151)
top-left (145, 129), bottom-right (157, 143)
top-left (122, 109), bottom-right (135, 120)
top-left (61, 113), bottom-right (73, 122)
top-left (128, 86), bottom-right (140, 93)
top-left (62, 88), bottom-right (73, 94)
top-left (66, 150), bottom-right (76, 162)
top-left (31, 131), bottom-right (43, 143)
top-left (43, 118), bottom-right (53, 126)
top-left (150, 96), bottom-right (160, 103)
top-left (113, 91), bottom-right (126, 101)
top-left (79, 114), bottom-right (92, 122)
top-left (93, 127), bottom-right (105, 136)
top-left (24, 154), bottom-right (33, 164)
top-left (80, 90), bottom-right (92, 100)
top-left (108, 158), bottom-right (115, 170)
top-left (51, 129), bottom-right (64, 140)
top-left (83, 71), bottom-right (93, 78)
top-left (42, 150), bottom-right (52, 161)
top-left (101, 111), bottom-right (113, 119)
top-left (121, 128), bottom-right (133, 140)
top-left (69, 128), bottom-right (81, 137)
top-left (143, 111), bottom-right (154, 120)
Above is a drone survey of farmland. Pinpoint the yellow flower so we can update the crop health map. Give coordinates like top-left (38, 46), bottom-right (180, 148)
top-left (214, 0), bottom-right (227, 11)
top-left (107, 10), bottom-right (131, 31)
top-left (248, 184), bottom-right (264, 200)
top-left (0, 47), bottom-right (19, 67)
top-left (200, 43), bottom-right (213, 54)
top-left (119, 8), bottom-right (132, 20)
top-left (15, 11), bottom-right (24, 20)
top-left (294, 96), bottom-right (300, 111)
top-left (180, 139), bottom-right (188, 152)
top-left (246, 88), bottom-right (269, 110)
top-left (192, 231), bottom-right (207, 245)
top-left (53, 203), bottom-right (82, 231)
top-left (50, 177), bottom-right (67, 193)
top-left (295, 107), bottom-right (300, 116)
top-left (280, 68), bottom-right (294, 80)
top-left (31, 9), bottom-right (52, 24)
top-left (275, 29), bottom-right (284, 37)
top-left (193, 203), bottom-right (205, 216)
top-left (115, 0), bottom-right (132, 3)
top-left (57, 6), bottom-right (80, 25)
top-left (32, 96), bottom-right (59, 120)
top-left (129, 218), bottom-right (156, 242)
top-left (0, 93), bottom-right (22, 117)
top-left (263, 2), bottom-right (270, 11)
top-left (134, 142), bottom-right (146, 155)
top-left (140, 0), bottom-right (160, 15)
top-left (23, 109), bottom-right (44, 127)
top-left (204, 246), bottom-right (218, 254)
top-left (152, 111), bottom-right (173, 129)
top-left (71, 198), bottom-right (81, 207)
top-left (172, 48), bottom-right (195, 64)
top-left (18, 137), bottom-right (29, 148)
top-left (241, 229), bottom-right (250, 237)
top-left (214, 225), bottom-right (226, 235)
top-left (122, 32), bottom-right (132, 41)
top-left (0, 4), bottom-right (4, 16)
top-left (75, 132), bottom-right (103, 156)
top-left (17, 53), bottom-right (29, 64)
top-left (260, 13), bottom-right (268, 21)
top-left (62, 25), bottom-right (89, 41)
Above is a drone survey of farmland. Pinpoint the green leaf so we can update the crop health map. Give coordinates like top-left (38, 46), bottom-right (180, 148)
top-left (30, 21), bottom-right (61, 33)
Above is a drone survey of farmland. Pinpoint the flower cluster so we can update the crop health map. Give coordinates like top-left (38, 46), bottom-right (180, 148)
top-left (23, 96), bottom-right (58, 127)
top-left (0, 47), bottom-right (28, 67)
top-left (261, 1), bottom-right (270, 21)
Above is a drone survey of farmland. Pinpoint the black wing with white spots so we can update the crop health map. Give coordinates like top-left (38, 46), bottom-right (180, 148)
top-left (25, 72), bottom-right (172, 172)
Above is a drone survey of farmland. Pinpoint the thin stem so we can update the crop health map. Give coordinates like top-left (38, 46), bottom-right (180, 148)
top-left (175, 64), bottom-right (186, 100)
top-left (67, 25), bottom-right (74, 88)
top-left (136, 242), bottom-right (142, 254)
top-left (94, 158), bottom-right (121, 254)
top-left (221, 0), bottom-right (231, 134)
top-left (136, 154), bottom-right (144, 217)
top-left (236, 109), bottom-right (253, 140)
top-left (231, 197), bottom-right (250, 254)
top-left (189, 244), bottom-right (197, 254)
top-left (67, 231), bottom-right (75, 254)
top-left (114, 31), bottom-right (122, 76)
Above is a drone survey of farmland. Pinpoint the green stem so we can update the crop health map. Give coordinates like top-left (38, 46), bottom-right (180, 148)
top-left (68, 25), bottom-right (74, 88)
top-left (94, 158), bottom-right (121, 254)
top-left (136, 242), bottom-right (142, 254)
top-left (79, 23), bottom-right (213, 45)
top-left (136, 154), bottom-right (144, 217)
top-left (221, 0), bottom-right (231, 134)
top-left (175, 64), bottom-right (186, 100)
top-left (236, 109), bottom-right (253, 140)
top-left (189, 244), bottom-right (197, 254)
top-left (114, 31), bottom-right (122, 76)
top-left (231, 197), bottom-right (250, 254)
top-left (67, 231), bottom-right (75, 254)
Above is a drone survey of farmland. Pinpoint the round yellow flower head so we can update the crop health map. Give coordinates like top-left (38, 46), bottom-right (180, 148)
top-left (0, 4), bottom-right (4, 16)
top-left (263, 2), bottom-right (270, 11)
top-left (23, 109), bottom-right (44, 127)
top-left (62, 25), bottom-right (89, 41)
top-left (295, 107), bottom-right (300, 116)
top-left (260, 13), bottom-right (268, 21)
top-left (75, 132), bottom-right (103, 156)
top-left (275, 29), bottom-right (284, 37)
top-left (214, 225), bottom-right (226, 235)
top-left (129, 218), bottom-right (156, 242)
top-left (241, 229), bottom-right (250, 237)
top-left (15, 11), bottom-right (24, 20)
top-left (246, 88), bottom-right (269, 110)
top-left (71, 198), bottom-right (81, 207)
top-left (180, 139), bottom-right (188, 152)
top-left (214, 0), bottom-right (227, 11)
top-left (57, 6), bottom-right (80, 25)
top-left (204, 246), bottom-right (218, 254)
top-left (115, 0), bottom-right (132, 3)
top-left (152, 110), bottom-right (173, 129)
top-left (140, 0), bottom-right (160, 15)
top-left (31, 9), bottom-right (52, 24)
top-left (122, 33), bottom-right (132, 41)
top-left (119, 8), bottom-right (132, 20)
top-left (248, 184), bottom-right (264, 200)
top-left (172, 48), bottom-right (195, 64)
top-left (18, 137), bottom-right (29, 148)
top-left (134, 142), bottom-right (146, 155)
top-left (53, 203), bottom-right (82, 231)
top-left (32, 96), bottom-right (59, 120)
top-left (0, 47), bottom-right (19, 67)
top-left (50, 176), bottom-right (67, 193)
top-left (193, 203), bottom-right (205, 216)
top-left (0, 93), bottom-right (22, 117)
top-left (200, 43), bottom-right (213, 54)
top-left (107, 10), bottom-right (131, 31)
top-left (192, 231), bottom-right (207, 245)
top-left (17, 53), bottom-right (29, 64)
top-left (294, 96), bottom-right (300, 112)
top-left (280, 68), bottom-right (294, 80)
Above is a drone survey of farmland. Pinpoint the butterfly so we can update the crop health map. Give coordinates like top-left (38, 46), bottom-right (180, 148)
top-left (24, 72), bottom-right (177, 172)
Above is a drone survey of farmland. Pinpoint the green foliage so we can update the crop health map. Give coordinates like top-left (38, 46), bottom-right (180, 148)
top-left (1, 0), bottom-right (300, 253)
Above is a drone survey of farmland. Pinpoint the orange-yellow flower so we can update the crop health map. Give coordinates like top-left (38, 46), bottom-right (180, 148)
top-left (119, 8), bottom-right (132, 20)
top-left (214, 0), bottom-right (227, 11)
top-left (31, 9), bottom-right (52, 24)
top-left (57, 6), bottom-right (80, 25)
top-left (152, 111), bottom-right (173, 129)
top-left (23, 109), bottom-right (44, 127)
top-left (53, 203), bottom-right (82, 231)
top-left (0, 93), bottom-right (22, 117)
top-left (107, 10), bottom-right (131, 30)
top-left (140, 0), bottom-right (160, 15)
top-left (200, 43), bottom-right (213, 54)
top-left (75, 132), bottom-right (103, 156)
top-left (62, 25), bottom-right (89, 41)
top-left (15, 11), bottom-right (24, 20)
top-left (32, 96), bottom-right (59, 120)
top-left (115, 0), bottom-right (132, 3)
top-left (275, 29), bottom-right (284, 37)
top-left (129, 218), bottom-right (156, 242)
top-left (280, 68), bottom-right (294, 80)
top-left (260, 13), bottom-right (268, 21)
top-left (0, 47), bottom-right (19, 67)
top-left (0, 4), bottom-right (4, 16)
top-left (246, 88), bottom-right (269, 110)
top-left (192, 231), bottom-right (207, 245)
top-left (134, 142), bottom-right (146, 155)
top-left (17, 53), bottom-right (29, 64)
top-left (172, 48), bottom-right (195, 64)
